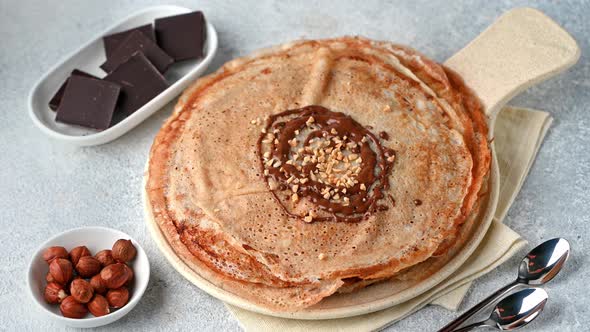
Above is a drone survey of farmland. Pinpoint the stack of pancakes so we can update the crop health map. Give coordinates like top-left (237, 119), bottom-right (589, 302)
top-left (146, 37), bottom-right (491, 311)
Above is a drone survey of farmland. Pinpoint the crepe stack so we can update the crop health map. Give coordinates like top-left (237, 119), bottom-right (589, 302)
top-left (145, 37), bottom-right (491, 311)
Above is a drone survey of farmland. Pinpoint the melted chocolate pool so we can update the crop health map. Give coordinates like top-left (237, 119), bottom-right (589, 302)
top-left (257, 105), bottom-right (395, 222)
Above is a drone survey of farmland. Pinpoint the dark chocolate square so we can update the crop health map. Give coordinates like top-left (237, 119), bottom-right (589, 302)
top-left (55, 76), bottom-right (121, 130)
top-left (49, 69), bottom-right (98, 111)
top-left (104, 52), bottom-right (169, 117)
top-left (155, 11), bottom-right (206, 61)
top-left (100, 30), bottom-right (173, 74)
top-left (103, 24), bottom-right (155, 58)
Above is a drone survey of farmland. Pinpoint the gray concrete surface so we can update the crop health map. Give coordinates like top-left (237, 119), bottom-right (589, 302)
top-left (1, 1), bottom-right (588, 331)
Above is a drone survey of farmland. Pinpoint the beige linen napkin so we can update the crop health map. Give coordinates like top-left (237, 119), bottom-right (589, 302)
top-left (226, 106), bottom-right (553, 331)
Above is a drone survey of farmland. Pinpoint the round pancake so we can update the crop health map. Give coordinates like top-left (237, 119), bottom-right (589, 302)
top-left (146, 37), bottom-right (490, 311)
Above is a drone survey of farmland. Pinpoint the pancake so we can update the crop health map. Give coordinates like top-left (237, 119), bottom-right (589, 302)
top-left (146, 37), bottom-right (491, 311)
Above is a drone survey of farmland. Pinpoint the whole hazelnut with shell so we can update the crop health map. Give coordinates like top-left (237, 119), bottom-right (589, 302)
top-left (106, 287), bottom-right (129, 308)
top-left (44, 282), bottom-right (67, 304)
top-left (69, 246), bottom-right (91, 266)
top-left (60, 296), bottom-right (88, 318)
top-left (75, 256), bottom-right (101, 277)
top-left (88, 294), bottom-right (110, 317)
top-left (100, 263), bottom-right (130, 289)
top-left (42, 246), bottom-right (68, 263)
top-left (49, 258), bottom-right (73, 285)
top-left (90, 274), bottom-right (108, 294)
top-left (70, 279), bottom-right (94, 303)
top-left (95, 250), bottom-right (115, 267)
top-left (112, 239), bottom-right (137, 262)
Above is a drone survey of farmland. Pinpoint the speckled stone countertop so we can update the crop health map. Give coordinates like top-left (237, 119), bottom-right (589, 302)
top-left (1, 1), bottom-right (588, 331)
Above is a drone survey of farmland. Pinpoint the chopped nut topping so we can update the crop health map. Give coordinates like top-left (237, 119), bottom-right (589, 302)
top-left (291, 193), bottom-right (299, 202)
top-left (318, 253), bottom-right (326, 260)
top-left (360, 183), bottom-right (367, 191)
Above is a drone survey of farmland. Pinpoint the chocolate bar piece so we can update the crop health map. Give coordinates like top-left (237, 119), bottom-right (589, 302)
top-left (104, 52), bottom-right (168, 118)
top-left (155, 11), bottom-right (206, 61)
top-left (100, 30), bottom-right (173, 73)
top-left (55, 76), bottom-right (120, 130)
top-left (49, 69), bottom-right (98, 111)
top-left (103, 24), bottom-right (155, 58)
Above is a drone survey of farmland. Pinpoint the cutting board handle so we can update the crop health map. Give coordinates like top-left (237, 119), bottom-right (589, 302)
top-left (444, 7), bottom-right (580, 118)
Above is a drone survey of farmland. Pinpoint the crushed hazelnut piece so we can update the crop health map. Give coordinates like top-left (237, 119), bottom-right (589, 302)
top-left (318, 253), bottom-right (326, 260)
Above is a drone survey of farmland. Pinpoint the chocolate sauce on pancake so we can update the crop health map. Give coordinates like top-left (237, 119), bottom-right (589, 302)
top-left (257, 105), bottom-right (395, 222)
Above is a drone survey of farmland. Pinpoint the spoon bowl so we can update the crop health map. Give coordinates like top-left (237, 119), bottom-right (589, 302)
top-left (490, 288), bottom-right (548, 330)
top-left (518, 238), bottom-right (570, 285)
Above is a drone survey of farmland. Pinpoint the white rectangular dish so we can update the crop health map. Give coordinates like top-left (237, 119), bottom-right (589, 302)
top-left (28, 5), bottom-right (218, 146)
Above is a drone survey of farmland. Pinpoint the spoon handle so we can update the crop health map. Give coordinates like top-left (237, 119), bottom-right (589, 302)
top-left (438, 280), bottom-right (519, 332)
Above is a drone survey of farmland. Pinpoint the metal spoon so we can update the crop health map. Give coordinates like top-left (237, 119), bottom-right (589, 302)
top-left (439, 238), bottom-right (570, 331)
top-left (452, 288), bottom-right (548, 331)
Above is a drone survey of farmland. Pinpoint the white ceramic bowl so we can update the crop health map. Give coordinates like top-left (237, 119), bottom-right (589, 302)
top-left (27, 227), bottom-right (150, 328)
top-left (28, 5), bottom-right (218, 146)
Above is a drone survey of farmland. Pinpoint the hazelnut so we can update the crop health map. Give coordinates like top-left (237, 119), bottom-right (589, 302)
top-left (90, 274), bottom-right (108, 294)
top-left (46, 272), bottom-right (57, 284)
top-left (88, 294), bottom-right (110, 317)
top-left (49, 258), bottom-right (73, 285)
top-left (106, 287), bottom-right (129, 308)
top-left (60, 296), bottom-right (88, 319)
top-left (95, 250), bottom-right (115, 267)
top-left (124, 264), bottom-right (134, 286)
top-left (112, 239), bottom-right (137, 262)
top-left (42, 246), bottom-right (68, 264)
top-left (70, 279), bottom-right (94, 303)
top-left (100, 263), bottom-right (130, 289)
top-left (69, 246), bottom-right (91, 266)
top-left (44, 282), bottom-right (67, 304)
top-left (75, 256), bottom-right (101, 277)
